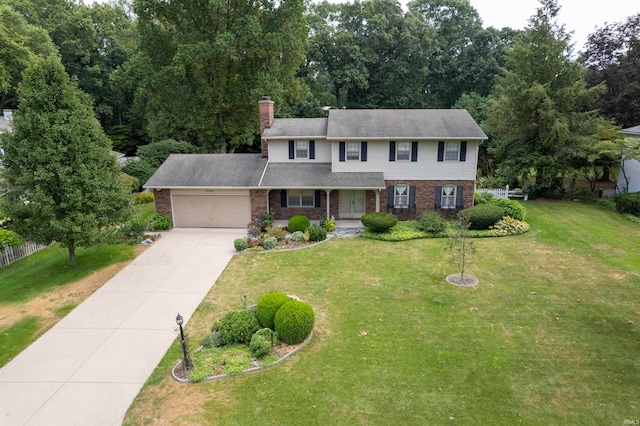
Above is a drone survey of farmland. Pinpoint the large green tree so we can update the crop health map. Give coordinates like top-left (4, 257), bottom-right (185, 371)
top-left (0, 56), bottom-right (131, 265)
top-left (134, 0), bottom-right (307, 152)
top-left (487, 0), bottom-right (612, 193)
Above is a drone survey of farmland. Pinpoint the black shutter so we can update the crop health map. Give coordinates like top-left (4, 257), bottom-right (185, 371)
top-left (310, 140), bottom-right (315, 159)
top-left (411, 142), bottom-right (418, 162)
top-left (361, 141), bottom-right (367, 162)
top-left (387, 186), bottom-right (395, 208)
top-left (435, 186), bottom-right (442, 208)
top-left (389, 141), bottom-right (396, 161)
top-left (456, 186), bottom-right (464, 208)
top-left (437, 142), bottom-right (444, 162)
top-left (409, 186), bottom-right (416, 208)
top-left (459, 141), bottom-right (467, 162)
top-left (289, 141), bottom-right (294, 159)
top-left (281, 189), bottom-right (287, 207)
top-left (315, 190), bottom-right (321, 207)
top-left (339, 142), bottom-right (345, 162)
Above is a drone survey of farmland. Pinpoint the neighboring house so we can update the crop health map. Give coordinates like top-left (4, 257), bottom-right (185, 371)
top-left (617, 125), bottom-right (640, 194)
top-left (144, 98), bottom-right (487, 228)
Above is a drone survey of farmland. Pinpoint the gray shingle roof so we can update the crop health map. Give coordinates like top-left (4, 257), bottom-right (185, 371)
top-left (263, 118), bottom-right (328, 138)
top-left (261, 163), bottom-right (385, 189)
top-left (144, 154), bottom-right (267, 188)
top-left (327, 109), bottom-right (487, 140)
top-left (621, 125), bottom-right (640, 136)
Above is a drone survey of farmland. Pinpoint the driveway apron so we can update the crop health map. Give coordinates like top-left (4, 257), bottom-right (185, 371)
top-left (0, 228), bottom-right (245, 426)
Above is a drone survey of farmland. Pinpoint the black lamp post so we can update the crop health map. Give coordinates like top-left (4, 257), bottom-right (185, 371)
top-left (176, 313), bottom-right (192, 371)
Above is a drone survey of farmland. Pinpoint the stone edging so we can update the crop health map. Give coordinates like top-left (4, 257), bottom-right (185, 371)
top-left (171, 331), bottom-right (314, 384)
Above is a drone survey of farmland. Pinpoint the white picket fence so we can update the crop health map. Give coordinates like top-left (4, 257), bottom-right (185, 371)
top-left (0, 241), bottom-right (48, 268)
top-left (476, 185), bottom-right (528, 200)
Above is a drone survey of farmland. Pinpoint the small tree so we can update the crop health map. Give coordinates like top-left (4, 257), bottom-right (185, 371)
top-left (445, 213), bottom-right (476, 280)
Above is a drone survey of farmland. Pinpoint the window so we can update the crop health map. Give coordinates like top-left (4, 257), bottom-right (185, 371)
top-left (445, 142), bottom-right (459, 161)
top-left (288, 189), bottom-right (315, 207)
top-left (346, 142), bottom-right (360, 160)
top-left (441, 185), bottom-right (456, 208)
top-left (396, 142), bottom-right (410, 161)
top-left (394, 184), bottom-right (409, 207)
top-left (295, 141), bottom-right (308, 159)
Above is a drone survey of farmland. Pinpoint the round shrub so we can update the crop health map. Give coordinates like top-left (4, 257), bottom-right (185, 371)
top-left (460, 204), bottom-right (504, 230)
top-left (291, 231), bottom-right (305, 242)
top-left (262, 236), bottom-right (278, 250)
top-left (287, 215), bottom-right (310, 233)
top-left (274, 300), bottom-right (315, 345)
top-left (416, 211), bottom-right (447, 234)
top-left (249, 334), bottom-right (271, 358)
top-left (360, 212), bottom-right (398, 233)
top-left (234, 238), bottom-right (249, 252)
top-left (490, 199), bottom-right (526, 221)
top-left (218, 310), bottom-right (260, 345)
top-left (256, 292), bottom-right (291, 330)
top-left (307, 224), bottom-right (327, 241)
top-left (254, 327), bottom-right (276, 344)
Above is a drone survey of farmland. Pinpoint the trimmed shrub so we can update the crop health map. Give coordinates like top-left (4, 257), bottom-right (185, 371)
top-left (256, 292), bottom-right (291, 329)
top-left (262, 236), bottom-right (278, 250)
top-left (291, 231), bottom-right (305, 242)
top-left (287, 215), bottom-right (310, 233)
top-left (416, 212), bottom-right (447, 234)
top-left (360, 212), bottom-right (398, 233)
top-left (615, 193), bottom-right (640, 216)
top-left (135, 192), bottom-right (154, 204)
top-left (249, 334), bottom-right (271, 358)
top-left (218, 310), bottom-right (260, 345)
top-left (150, 212), bottom-right (172, 231)
top-left (490, 199), bottom-right (526, 221)
top-left (234, 238), bottom-right (249, 252)
top-left (307, 224), bottom-right (327, 241)
top-left (460, 204), bottom-right (504, 230)
top-left (274, 300), bottom-right (315, 345)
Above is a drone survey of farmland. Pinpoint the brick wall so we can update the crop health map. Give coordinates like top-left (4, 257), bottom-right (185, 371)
top-left (269, 190), bottom-right (327, 220)
top-left (153, 189), bottom-right (173, 223)
top-left (384, 180), bottom-right (475, 219)
top-left (250, 189), bottom-right (268, 220)
top-left (258, 99), bottom-right (274, 158)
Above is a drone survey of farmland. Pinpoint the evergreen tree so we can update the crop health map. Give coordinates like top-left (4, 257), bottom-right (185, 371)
top-left (0, 56), bottom-right (131, 265)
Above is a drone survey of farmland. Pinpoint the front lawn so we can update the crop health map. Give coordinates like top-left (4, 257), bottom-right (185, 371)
top-left (124, 200), bottom-right (640, 425)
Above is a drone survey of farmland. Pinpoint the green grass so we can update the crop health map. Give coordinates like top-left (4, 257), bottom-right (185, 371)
top-left (0, 317), bottom-right (40, 366)
top-left (0, 244), bottom-right (135, 303)
top-left (124, 200), bottom-right (640, 425)
top-left (132, 202), bottom-right (156, 222)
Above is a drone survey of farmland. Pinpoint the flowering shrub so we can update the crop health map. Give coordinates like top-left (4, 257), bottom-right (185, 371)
top-left (0, 216), bottom-right (12, 229)
top-left (490, 217), bottom-right (530, 236)
top-left (247, 218), bottom-right (262, 239)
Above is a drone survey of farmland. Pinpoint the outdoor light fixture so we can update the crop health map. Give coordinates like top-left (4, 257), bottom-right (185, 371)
top-left (176, 313), bottom-right (192, 371)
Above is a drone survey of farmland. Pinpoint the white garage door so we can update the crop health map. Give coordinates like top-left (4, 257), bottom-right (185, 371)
top-left (172, 190), bottom-right (251, 228)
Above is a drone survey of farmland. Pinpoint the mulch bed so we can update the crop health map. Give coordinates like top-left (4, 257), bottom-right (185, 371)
top-left (446, 274), bottom-right (478, 287)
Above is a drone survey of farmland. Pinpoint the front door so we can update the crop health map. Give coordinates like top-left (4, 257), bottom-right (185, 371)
top-left (339, 190), bottom-right (366, 218)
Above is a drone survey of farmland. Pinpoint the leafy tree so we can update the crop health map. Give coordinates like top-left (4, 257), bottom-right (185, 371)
top-left (582, 14), bottom-right (640, 128)
top-left (134, 0), bottom-right (308, 151)
top-left (487, 0), bottom-right (610, 194)
top-left (572, 120), bottom-right (624, 192)
top-left (123, 139), bottom-right (197, 187)
top-left (0, 5), bottom-right (57, 109)
top-left (0, 57), bottom-right (131, 265)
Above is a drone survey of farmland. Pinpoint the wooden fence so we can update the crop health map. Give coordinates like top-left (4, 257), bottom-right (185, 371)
top-left (476, 185), bottom-right (528, 200)
top-left (0, 241), bottom-right (48, 268)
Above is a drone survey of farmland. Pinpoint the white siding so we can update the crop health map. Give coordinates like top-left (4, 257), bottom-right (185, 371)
top-left (268, 139), bottom-right (331, 162)
top-left (331, 140), bottom-right (478, 180)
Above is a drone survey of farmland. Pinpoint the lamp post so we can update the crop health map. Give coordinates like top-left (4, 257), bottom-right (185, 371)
top-left (176, 313), bottom-right (192, 371)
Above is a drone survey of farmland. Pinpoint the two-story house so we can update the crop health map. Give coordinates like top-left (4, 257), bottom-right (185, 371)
top-left (144, 98), bottom-right (487, 227)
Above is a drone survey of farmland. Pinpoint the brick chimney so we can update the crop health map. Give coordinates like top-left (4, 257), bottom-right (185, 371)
top-left (258, 96), bottom-right (274, 158)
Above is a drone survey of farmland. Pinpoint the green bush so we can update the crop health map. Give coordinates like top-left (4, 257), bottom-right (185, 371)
top-left (234, 238), bottom-right (249, 252)
top-left (121, 172), bottom-right (140, 193)
top-left (291, 231), bottom-right (305, 242)
top-left (615, 193), bottom-right (640, 216)
top-left (490, 199), bottom-right (526, 221)
top-left (287, 215), bottom-right (310, 233)
top-left (474, 191), bottom-right (495, 205)
top-left (135, 192), bottom-right (154, 204)
top-left (323, 220), bottom-right (335, 232)
top-left (266, 226), bottom-right (287, 241)
top-left (262, 236), bottom-right (278, 250)
top-left (416, 212), bottom-right (447, 234)
top-left (460, 204), bottom-right (504, 230)
top-left (150, 212), bottom-right (172, 230)
top-left (121, 217), bottom-right (150, 243)
top-left (274, 299), bottom-right (315, 345)
top-left (254, 327), bottom-right (276, 344)
top-left (256, 292), bottom-right (291, 330)
top-left (249, 334), bottom-right (271, 359)
top-left (307, 224), bottom-right (327, 241)
top-left (490, 217), bottom-right (530, 236)
top-left (218, 310), bottom-right (260, 345)
top-left (360, 212), bottom-right (398, 233)
top-left (0, 229), bottom-right (25, 247)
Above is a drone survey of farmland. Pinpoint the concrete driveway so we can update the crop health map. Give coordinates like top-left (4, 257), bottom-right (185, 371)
top-left (0, 228), bottom-right (245, 426)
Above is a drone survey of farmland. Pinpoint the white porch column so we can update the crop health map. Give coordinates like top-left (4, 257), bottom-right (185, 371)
top-left (375, 189), bottom-right (380, 212)
top-left (325, 189), bottom-right (332, 218)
